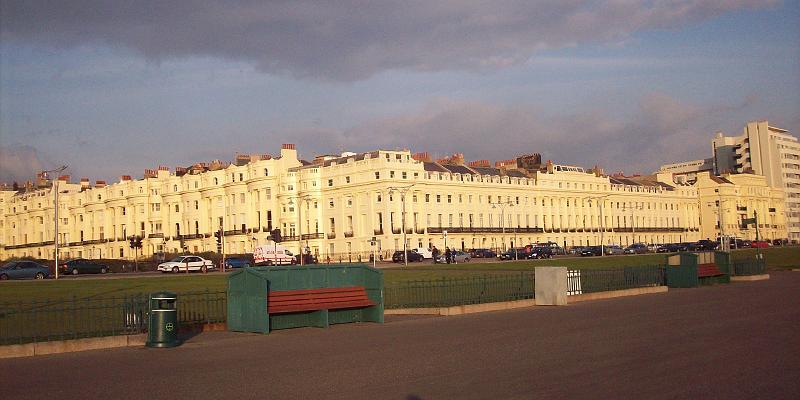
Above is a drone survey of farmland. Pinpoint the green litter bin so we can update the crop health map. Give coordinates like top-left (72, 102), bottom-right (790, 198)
top-left (146, 291), bottom-right (181, 348)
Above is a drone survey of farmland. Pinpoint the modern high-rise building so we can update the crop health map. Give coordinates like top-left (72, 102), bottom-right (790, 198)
top-left (711, 121), bottom-right (800, 241)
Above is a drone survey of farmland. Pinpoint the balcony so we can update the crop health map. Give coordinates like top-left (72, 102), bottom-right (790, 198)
top-left (405, 228), bottom-right (414, 234)
top-left (392, 228), bottom-right (401, 234)
top-left (224, 229), bottom-right (246, 236)
top-left (344, 231), bottom-right (354, 238)
top-left (282, 235), bottom-right (299, 241)
top-left (374, 229), bottom-right (384, 235)
top-left (327, 233), bottom-right (336, 239)
top-left (148, 233), bottom-right (164, 239)
top-left (302, 232), bottom-right (325, 240)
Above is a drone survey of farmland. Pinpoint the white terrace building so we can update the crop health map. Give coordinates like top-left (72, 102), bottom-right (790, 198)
top-left (0, 144), bottom-right (787, 262)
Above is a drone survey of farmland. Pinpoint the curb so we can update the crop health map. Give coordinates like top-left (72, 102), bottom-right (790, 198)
top-left (0, 322), bottom-right (227, 360)
top-left (731, 274), bottom-right (770, 282)
top-left (386, 286), bottom-right (669, 316)
top-left (385, 299), bottom-right (538, 316)
top-left (568, 286), bottom-right (668, 303)
top-left (0, 334), bottom-right (147, 359)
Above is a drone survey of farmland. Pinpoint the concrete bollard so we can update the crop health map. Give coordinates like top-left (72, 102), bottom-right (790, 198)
top-left (535, 267), bottom-right (568, 306)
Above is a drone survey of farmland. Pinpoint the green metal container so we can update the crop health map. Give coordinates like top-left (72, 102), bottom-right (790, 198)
top-left (146, 291), bottom-right (181, 348)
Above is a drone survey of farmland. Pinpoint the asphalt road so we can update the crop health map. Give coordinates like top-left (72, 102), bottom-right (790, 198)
top-left (3, 272), bottom-right (799, 400)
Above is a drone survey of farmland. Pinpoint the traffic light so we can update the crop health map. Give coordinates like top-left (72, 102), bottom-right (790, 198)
top-left (214, 229), bottom-right (223, 252)
top-left (129, 236), bottom-right (142, 249)
top-left (270, 228), bottom-right (282, 243)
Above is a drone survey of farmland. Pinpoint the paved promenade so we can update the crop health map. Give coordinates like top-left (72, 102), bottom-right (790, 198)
top-left (3, 272), bottom-right (799, 400)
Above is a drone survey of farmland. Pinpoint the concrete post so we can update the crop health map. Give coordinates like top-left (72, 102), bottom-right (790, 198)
top-left (535, 267), bottom-right (568, 306)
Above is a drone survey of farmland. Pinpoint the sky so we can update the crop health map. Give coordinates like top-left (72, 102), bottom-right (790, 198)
top-left (1, 0), bottom-right (799, 184)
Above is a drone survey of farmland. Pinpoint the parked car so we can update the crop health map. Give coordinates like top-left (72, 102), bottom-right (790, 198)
top-left (224, 257), bottom-right (252, 269)
top-left (536, 242), bottom-right (566, 255)
top-left (157, 255), bottom-right (215, 273)
top-left (624, 243), bottom-right (649, 254)
top-left (436, 251), bottom-right (471, 263)
top-left (656, 243), bottom-right (685, 253)
top-left (580, 246), bottom-right (603, 257)
top-left (751, 240), bottom-right (770, 248)
top-left (59, 258), bottom-right (109, 275)
top-left (604, 245), bottom-right (624, 255)
top-left (694, 239), bottom-right (719, 251)
top-left (413, 248), bottom-right (434, 259)
top-left (527, 246), bottom-right (553, 259)
top-left (294, 253), bottom-right (318, 264)
top-left (569, 246), bottom-right (587, 255)
top-left (0, 261), bottom-right (51, 280)
top-left (500, 248), bottom-right (526, 260)
top-left (392, 250), bottom-right (424, 263)
top-left (470, 248), bottom-right (497, 258)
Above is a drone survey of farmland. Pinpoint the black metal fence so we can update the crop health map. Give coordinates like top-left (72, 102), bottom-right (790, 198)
top-left (384, 273), bottom-right (535, 309)
top-left (0, 290), bottom-right (226, 346)
top-left (567, 265), bottom-right (666, 295)
top-left (730, 259), bottom-right (766, 276)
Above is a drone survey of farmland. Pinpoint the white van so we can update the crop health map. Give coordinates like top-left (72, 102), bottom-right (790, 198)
top-left (413, 248), bottom-right (433, 259)
top-left (254, 244), bottom-right (296, 266)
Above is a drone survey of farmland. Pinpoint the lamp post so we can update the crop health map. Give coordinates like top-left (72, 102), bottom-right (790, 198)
top-left (588, 194), bottom-right (612, 257)
top-left (707, 192), bottom-right (729, 251)
top-left (388, 184), bottom-right (416, 267)
top-left (491, 200), bottom-right (515, 259)
top-left (42, 165), bottom-right (67, 279)
top-left (289, 195), bottom-right (314, 265)
top-left (621, 203), bottom-right (642, 245)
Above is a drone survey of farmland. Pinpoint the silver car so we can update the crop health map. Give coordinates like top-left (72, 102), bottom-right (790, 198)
top-left (604, 245), bottom-right (625, 255)
top-left (436, 251), bottom-right (471, 264)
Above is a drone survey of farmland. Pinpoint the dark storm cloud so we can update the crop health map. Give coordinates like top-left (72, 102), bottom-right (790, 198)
top-left (285, 93), bottom-right (758, 174)
top-left (1, 0), bottom-right (777, 81)
top-left (0, 145), bottom-right (46, 183)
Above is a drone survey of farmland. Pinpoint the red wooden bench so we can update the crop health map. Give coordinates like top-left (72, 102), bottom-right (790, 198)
top-left (268, 286), bottom-right (376, 314)
top-left (697, 263), bottom-right (724, 278)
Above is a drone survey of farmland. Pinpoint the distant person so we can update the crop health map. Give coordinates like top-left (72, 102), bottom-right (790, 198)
top-left (432, 246), bottom-right (440, 263)
top-left (445, 247), bottom-right (452, 264)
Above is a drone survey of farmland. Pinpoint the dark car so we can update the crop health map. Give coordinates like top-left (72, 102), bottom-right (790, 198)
top-left (294, 254), bottom-right (318, 264)
top-left (470, 248), bottom-right (497, 258)
top-left (693, 240), bottom-right (719, 251)
top-left (392, 250), bottom-right (424, 263)
top-left (657, 243), bottom-right (685, 253)
top-left (59, 258), bottom-right (109, 275)
top-left (500, 248), bottom-right (527, 260)
top-left (624, 243), bottom-right (648, 254)
top-left (580, 246), bottom-right (603, 257)
top-left (526, 246), bottom-right (553, 259)
top-left (224, 257), bottom-right (252, 269)
top-left (0, 261), bottom-right (51, 280)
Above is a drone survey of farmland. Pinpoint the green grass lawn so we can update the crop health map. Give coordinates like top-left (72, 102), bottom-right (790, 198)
top-left (1, 247), bottom-right (796, 303)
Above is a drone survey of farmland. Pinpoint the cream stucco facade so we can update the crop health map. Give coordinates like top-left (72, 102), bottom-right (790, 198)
top-left (0, 144), bottom-right (787, 262)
